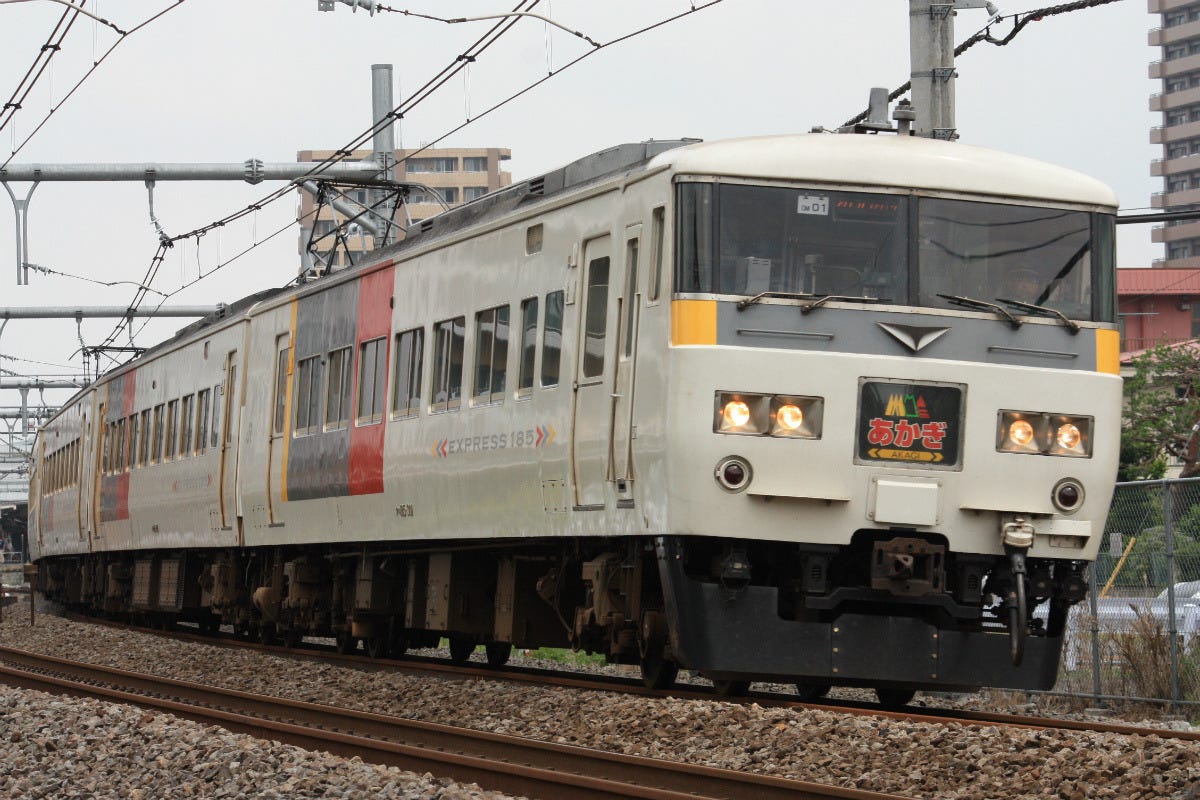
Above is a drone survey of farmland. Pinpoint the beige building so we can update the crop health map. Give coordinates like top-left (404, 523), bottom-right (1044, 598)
top-left (296, 147), bottom-right (512, 268)
top-left (1150, 0), bottom-right (1200, 267)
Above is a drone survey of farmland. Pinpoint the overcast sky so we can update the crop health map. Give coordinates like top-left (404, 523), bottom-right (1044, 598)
top-left (0, 0), bottom-right (1159, 396)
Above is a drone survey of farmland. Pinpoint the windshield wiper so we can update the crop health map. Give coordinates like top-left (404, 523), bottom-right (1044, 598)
top-left (736, 291), bottom-right (817, 310)
top-left (937, 294), bottom-right (1022, 329)
top-left (997, 298), bottom-right (1080, 335)
top-left (737, 291), bottom-right (889, 312)
top-left (798, 294), bottom-right (890, 314)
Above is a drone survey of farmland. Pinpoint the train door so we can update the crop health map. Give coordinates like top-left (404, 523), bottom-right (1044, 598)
top-left (90, 399), bottom-right (105, 547)
top-left (218, 349), bottom-right (240, 532)
top-left (32, 438), bottom-right (44, 552)
top-left (611, 224), bottom-right (642, 493)
top-left (76, 410), bottom-right (86, 541)
top-left (570, 234), bottom-right (614, 508)
top-left (266, 333), bottom-right (290, 524)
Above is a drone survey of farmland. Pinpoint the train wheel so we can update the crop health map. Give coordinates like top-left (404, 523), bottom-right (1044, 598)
top-left (448, 635), bottom-right (475, 663)
top-left (366, 635), bottom-right (389, 659)
top-left (258, 623), bottom-right (279, 646)
top-left (875, 688), bottom-right (915, 708)
top-left (711, 679), bottom-right (751, 697)
top-left (639, 650), bottom-right (679, 690)
top-left (484, 642), bottom-right (512, 668)
top-left (795, 682), bottom-right (831, 701)
top-left (335, 630), bottom-right (358, 655)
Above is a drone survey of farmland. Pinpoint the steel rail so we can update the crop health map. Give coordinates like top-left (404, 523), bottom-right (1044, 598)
top-left (62, 613), bottom-right (1200, 742)
top-left (0, 645), bottom-right (908, 800)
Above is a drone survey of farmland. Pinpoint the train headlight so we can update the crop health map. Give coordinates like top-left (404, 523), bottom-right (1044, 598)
top-left (998, 412), bottom-right (1041, 453)
top-left (723, 400), bottom-right (752, 429)
top-left (997, 411), bottom-right (1092, 457)
top-left (1009, 419), bottom-right (1036, 448)
top-left (716, 392), bottom-right (823, 438)
top-left (715, 393), bottom-right (767, 434)
top-left (769, 396), bottom-right (823, 438)
top-left (1048, 415), bottom-right (1091, 457)
top-left (776, 404), bottom-right (803, 430)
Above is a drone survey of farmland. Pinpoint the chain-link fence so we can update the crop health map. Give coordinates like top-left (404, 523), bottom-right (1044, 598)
top-left (1051, 477), bottom-right (1200, 708)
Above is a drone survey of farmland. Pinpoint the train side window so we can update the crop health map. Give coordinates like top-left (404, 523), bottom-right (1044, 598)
top-left (165, 400), bottom-right (179, 460)
top-left (431, 317), bottom-right (465, 413)
top-left (294, 356), bottom-right (322, 436)
top-left (211, 384), bottom-right (222, 448)
top-left (648, 206), bottom-right (665, 302)
top-left (623, 237), bottom-right (640, 358)
top-left (100, 415), bottom-right (109, 475)
top-left (139, 410), bottom-right (151, 466)
top-left (180, 395), bottom-right (195, 457)
top-left (356, 337), bottom-right (387, 426)
top-left (526, 223), bottom-right (543, 255)
top-left (391, 327), bottom-right (423, 420)
top-left (128, 414), bottom-right (140, 469)
top-left (582, 256), bottom-right (610, 379)
top-left (325, 346), bottom-right (353, 430)
top-left (197, 389), bottom-right (211, 454)
top-left (152, 404), bottom-right (165, 463)
top-left (116, 417), bottom-right (127, 472)
top-left (224, 365), bottom-right (237, 446)
top-left (518, 297), bottom-right (538, 397)
top-left (473, 305), bottom-right (509, 405)
top-left (273, 338), bottom-right (290, 435)
top-left (540, 290), bottom-right (563, 388)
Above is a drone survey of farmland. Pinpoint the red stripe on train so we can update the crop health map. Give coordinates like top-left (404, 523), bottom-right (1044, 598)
top-left (349, 265), bottom-right (394, 496)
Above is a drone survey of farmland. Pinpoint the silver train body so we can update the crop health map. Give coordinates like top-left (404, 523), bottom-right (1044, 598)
top-left (29, 133), bottom-right (1121, 695)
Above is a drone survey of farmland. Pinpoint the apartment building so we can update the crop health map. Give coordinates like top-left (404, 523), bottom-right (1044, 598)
top-left (1151, 0), bottom-right (1200, 266)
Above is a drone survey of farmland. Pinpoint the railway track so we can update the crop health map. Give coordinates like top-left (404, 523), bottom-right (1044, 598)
top-left (64, 612), bottom-right (1200, 744)
top-left (0, 643), bottom-right (914, 800)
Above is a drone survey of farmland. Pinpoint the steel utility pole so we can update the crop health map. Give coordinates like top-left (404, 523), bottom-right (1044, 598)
top-left (371, 63), bottom-right (397, 250)
top-left (908, 0), bottom-right (998, 139)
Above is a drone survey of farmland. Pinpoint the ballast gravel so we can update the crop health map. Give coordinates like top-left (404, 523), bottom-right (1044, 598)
top-left (0, 683), bottom-right (518, 799)
top-left (1, 602), bottom-right (1197, 800)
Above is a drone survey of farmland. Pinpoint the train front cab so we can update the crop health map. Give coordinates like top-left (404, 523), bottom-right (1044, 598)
top-left (654, 154), bottom-right (1121, 697)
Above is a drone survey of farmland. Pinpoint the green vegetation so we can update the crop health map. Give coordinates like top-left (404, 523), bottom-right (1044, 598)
top-left (524, 647), bottom-right (609, 666)
top-left (1120, 342), bottom-right (1200, 481)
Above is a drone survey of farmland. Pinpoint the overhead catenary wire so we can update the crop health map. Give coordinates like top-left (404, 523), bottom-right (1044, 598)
top-left (840, 0), bottom-right (1126, 129)
top-left (0, 0), bottom-right (84, 139)
top-left (1, 0), bottom-right (185, 169)
top-left (0, 0), bottom-right (122, 32)
top-left (97, 0), bottom-right (726, 358)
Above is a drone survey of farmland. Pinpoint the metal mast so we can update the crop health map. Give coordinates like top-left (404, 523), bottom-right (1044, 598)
top-left (371, 64), bottom-right (398, 249)
top-left (908, 0), bottom-right (997, 140)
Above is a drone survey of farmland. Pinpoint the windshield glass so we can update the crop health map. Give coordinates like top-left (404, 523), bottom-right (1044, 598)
top-left (675, 183), bottom-right (1114, 322)
top-left (917, 198), bottom-right (1094, 319)
top-left (679, 183), bottom-right (907, 299)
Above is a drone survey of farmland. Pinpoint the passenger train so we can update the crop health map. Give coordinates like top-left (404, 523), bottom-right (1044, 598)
top-left (28, 130), bottom-right (1121, 704)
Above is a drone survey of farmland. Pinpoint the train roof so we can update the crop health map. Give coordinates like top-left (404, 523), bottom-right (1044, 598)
top-left (68, 132), bottom-right (1117, 404)
top-left (650, 133), bottom-right (1119, 208)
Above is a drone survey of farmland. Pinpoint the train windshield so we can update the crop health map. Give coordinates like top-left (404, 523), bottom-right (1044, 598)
top-left (676, 183), bottom-right (1115, 322)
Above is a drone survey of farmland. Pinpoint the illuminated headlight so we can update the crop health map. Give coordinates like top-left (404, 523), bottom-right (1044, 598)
top-left (1049, 416), bottom-right (1091, 457)
top-left (715, 392), bottom-right (823, 438)
top-left (770, 396), bottom-right (823, 438)
top-left (716, 393), bottom-right (767, 434)
top-left (998, 413), bottom-right (1041, 453)
top-left (996, 411), bottom-right (1092, 457)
